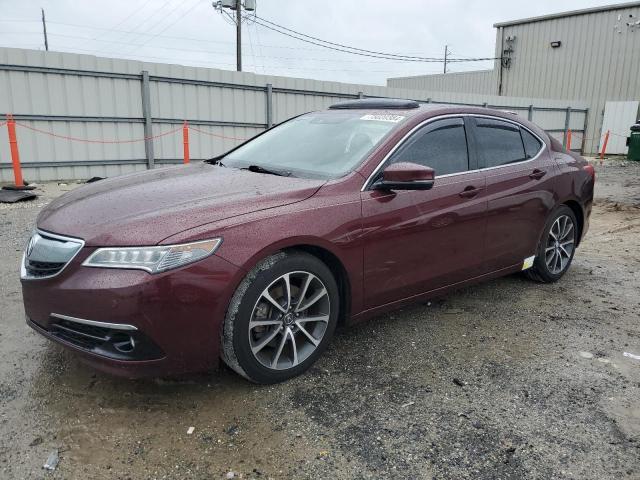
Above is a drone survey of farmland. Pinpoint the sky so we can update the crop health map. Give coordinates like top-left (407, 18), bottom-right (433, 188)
top-left (0, 0), bottom-right (622, 85)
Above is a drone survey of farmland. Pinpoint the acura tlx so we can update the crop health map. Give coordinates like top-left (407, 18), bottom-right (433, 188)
top-left (20, 99), bottom-right (594, 384)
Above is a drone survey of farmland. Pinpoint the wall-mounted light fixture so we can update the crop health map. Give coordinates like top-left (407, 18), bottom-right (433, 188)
top-left (550, 41), bottom-right (562, 48)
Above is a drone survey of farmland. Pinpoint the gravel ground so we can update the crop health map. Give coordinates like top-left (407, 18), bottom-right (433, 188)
top-left (1, 160), bottom-right (639, 479)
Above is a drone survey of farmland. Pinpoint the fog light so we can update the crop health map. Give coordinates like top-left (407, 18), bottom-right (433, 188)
top-left (111, 333), bottom-right (136, 353)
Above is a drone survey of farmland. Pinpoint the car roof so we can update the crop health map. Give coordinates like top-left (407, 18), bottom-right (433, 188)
top-left (320, 100), bottom-right (549, 144)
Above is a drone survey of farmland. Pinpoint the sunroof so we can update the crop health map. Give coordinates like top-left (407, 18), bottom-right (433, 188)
top-left (329, 98), bottom-right (420, 110)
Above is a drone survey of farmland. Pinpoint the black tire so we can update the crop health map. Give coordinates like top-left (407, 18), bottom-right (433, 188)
top-left (221, 251), bottom-right (339, 384)
top-left (525, 205), bottom-right (578, 283)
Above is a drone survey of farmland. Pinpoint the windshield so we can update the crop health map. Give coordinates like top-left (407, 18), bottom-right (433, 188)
top-left (222, 111), bottom-right (405, 179)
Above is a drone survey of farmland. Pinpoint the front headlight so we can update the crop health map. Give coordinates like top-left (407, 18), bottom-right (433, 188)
top-left (82, 238), bottom-right (222, 273)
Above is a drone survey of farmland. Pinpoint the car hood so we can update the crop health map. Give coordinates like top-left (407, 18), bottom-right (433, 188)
top-left (37, 163), bottom-right (325, 246)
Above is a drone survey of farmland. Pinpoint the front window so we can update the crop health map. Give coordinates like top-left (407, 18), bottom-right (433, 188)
top-left (388, 117), bottom-right (469, 176)
top-left (223, 111), bottom-right (405, 179)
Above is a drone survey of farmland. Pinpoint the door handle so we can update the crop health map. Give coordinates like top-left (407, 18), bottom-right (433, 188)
top-left (459, 186), bottom-right (482, 198)
top-left (529, 169), bottom-right (546, 180)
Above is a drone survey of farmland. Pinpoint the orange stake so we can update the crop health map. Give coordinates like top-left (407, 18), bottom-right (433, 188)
top-left (183, 120), bottom-right (190, 164)
top-left (6, 114), bottom-right (24, 187)
top-left (566, 129), bottom-right (572, 151)
top-left (600, 130), bottom-right (610, 165)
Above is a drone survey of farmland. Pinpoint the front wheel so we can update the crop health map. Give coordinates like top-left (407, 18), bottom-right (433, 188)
top-left (525, 205), bottom-right (578, 283)
top-left (221, 251), bottom-right (339, 384)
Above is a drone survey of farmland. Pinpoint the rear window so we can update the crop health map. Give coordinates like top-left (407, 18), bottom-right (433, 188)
top-left (473, 118), bottom-right (526, 168)
top-left (521, 129), bottom-right (543, 158)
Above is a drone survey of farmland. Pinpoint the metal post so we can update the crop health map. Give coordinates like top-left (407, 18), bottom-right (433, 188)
top-left (140, 71), bottom-right (155, 169)
top-left (236, 0), bottom-right (242, 71)
top-left (563, 107), bottom-right (571, 148)
top-left (580, 108), bottom-right (589, 155)
top-left (266, 83), bottom-right (273, 129)
top-left (528, 105), bottom-right (533, 121)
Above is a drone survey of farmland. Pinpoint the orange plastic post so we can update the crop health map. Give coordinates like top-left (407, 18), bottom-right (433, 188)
top-left (600, 130), bottom-right (610, 164)
top-left (6, 114), bottom-right (24, 187)
top-left (566, 129), bottom-right (572, 151)
top-left (183, 120), bottom-right (190, 164)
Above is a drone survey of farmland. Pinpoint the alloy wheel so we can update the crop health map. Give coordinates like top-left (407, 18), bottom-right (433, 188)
top-left (545, 214), bottom-right (575, 274)
top-left (248, 271), bottom-right (331, 370)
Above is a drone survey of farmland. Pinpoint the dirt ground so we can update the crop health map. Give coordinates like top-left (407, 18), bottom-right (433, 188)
top-left (1, 159), bottom-right (639, 479)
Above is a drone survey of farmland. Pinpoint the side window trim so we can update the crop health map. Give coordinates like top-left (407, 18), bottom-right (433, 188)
top-left (361, 114), bottom-right (548, 191)
top-left (463, 116), bottom-right (479, 171)
top-left (519, 127), bottom-right (529, 159)
top-left (466, 117), bottom-right (485, 170)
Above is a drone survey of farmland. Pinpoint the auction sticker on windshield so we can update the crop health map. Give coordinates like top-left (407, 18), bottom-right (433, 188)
top-left (360, 114), bottom-right (405, 123)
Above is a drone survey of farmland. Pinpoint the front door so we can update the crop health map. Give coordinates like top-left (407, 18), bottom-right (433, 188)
top-left (361, 117), bottom-right (487, 309)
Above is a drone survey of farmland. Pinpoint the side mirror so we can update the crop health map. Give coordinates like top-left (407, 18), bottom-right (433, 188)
top-left (373, 162), bottom-right (435, 191)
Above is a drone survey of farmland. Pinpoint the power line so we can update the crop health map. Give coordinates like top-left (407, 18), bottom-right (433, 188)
top-left (250, 14), bottom-right (500, 63)
top-left (126, 0), bottom-right (203, 53)
top-left (250, 14), bottom-right (442, 61)
top-left (0, 19), bottom-right (357, 54)
top-left (1, 30), bottom-right (459, 66)
top-left (118, 0), bottom-right (191, 55)
top-left (0, 43), bottom-right (443, 78)
top-left (103, 0), bottom-right (174, 53)
top-left (248, 16), bottom-right (498, 64)
top-left (90, 0), bottom-right (155, 42)
top-left (5, 41), bottom-right (442, 75)
top-left (248, 17), bottom-right (436, 63)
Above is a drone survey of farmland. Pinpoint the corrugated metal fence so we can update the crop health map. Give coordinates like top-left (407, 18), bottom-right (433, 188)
top-left (0, 47), bottom-right (589, 182)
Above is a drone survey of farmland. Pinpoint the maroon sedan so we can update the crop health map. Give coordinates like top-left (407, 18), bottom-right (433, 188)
top-left (21, 99), bottom-right (594, 383)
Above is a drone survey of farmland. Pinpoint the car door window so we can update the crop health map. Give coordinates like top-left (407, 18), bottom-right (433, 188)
top-left (521, 128), bottom-right (543, 158)
top-left (388, 118), bottom-right (469, 176)
top-left (473, 118), bottom-right (527, 168)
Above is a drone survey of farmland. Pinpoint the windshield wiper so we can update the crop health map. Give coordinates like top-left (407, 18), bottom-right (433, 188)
top-left (205, 156), bottom-right (226, 166)
top-left (243, 165), bottom-right (292, 177)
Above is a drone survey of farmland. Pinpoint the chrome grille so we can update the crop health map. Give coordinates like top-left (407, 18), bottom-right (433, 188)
top-left (21, 230), bottom-right (84, 280)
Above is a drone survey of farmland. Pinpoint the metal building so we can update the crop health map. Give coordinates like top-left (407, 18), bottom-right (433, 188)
top-left (388, 2), bottom-right (640, 154)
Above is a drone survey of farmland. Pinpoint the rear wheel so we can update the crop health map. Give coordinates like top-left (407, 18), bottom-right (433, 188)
top-left (525, 205), bottom-right (578, 283)
top-left (221, 251), bottom-right (339, 384)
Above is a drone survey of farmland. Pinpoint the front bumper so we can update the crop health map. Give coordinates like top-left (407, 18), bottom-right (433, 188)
top-left (22, 249), bottom-right (244, 378)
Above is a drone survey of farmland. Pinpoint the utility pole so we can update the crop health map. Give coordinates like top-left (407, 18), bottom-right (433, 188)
top-left (214, 1), bottom-right (255, 72)
top-left (443, 45), bottom-right (449, 74)
top-left (41, 8), bottom-right (49, 51)
top-left (235, 0), bottom-right (242, 71)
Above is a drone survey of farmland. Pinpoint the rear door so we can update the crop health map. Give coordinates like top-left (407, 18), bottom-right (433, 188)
top-left (469, 116), bottom-right (558, 272)
top-left (361, 117), bottom-right (488, 309)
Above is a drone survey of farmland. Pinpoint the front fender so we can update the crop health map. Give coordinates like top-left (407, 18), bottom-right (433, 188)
top-left (162, 191), bottom-right (365, 315)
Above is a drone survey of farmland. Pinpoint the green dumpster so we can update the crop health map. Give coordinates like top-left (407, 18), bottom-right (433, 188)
top-left (629, 123), bottom-right (640, 161)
